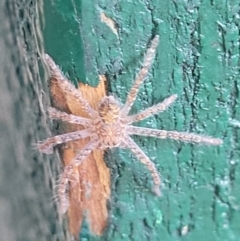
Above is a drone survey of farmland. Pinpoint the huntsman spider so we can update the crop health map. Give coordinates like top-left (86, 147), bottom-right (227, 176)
top-left (38, 35), bottom-right (222, 213)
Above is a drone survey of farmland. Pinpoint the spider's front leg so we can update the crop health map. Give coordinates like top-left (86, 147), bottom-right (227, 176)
top-left (127, 126), bottom-right (223, 145)
top-left (123, 136), bottom-right (161, 196)
top-left (57, 140), bottom-right (99, 213)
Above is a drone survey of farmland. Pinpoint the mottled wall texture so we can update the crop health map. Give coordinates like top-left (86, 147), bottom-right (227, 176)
top-left (43, 0), bottom-right (240, 241)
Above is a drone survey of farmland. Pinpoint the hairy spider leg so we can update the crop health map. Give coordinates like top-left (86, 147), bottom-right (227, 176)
top-left (128, 126), bottom-right (223, 145)
top-left (57, 171), bottom-right (70, 214)
top-left (38, 128), bottom-right (92, 154)
top-left (121, 35), bottom-right (160, 116)
top-left (58, 140), bottom-right (99, 213)
top-left (126, 94), bottom-right (177, 124)
top-left (123, 136), bottom-right (161, 196)
top-left (70, 140), bottom-right (99, 167)
top-left (48, 107), bottom-right (91, 126)
top-left (44, 54), bottom-right (98, 118)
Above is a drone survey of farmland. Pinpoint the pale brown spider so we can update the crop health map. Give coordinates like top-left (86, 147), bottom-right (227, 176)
top-left (39, 35), bottom-right (222, 212)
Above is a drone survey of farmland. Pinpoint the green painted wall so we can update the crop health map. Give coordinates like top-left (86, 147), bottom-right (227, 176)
top-left (44, 1), bottom-right (239, 241)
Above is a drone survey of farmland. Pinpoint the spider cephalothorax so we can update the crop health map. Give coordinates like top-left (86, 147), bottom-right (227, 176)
top-left (94, 98), bottom-right (127, 148)
top-left (38, 35), bottom-right (222, 213)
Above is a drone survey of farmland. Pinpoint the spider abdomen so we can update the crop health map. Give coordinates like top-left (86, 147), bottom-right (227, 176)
top-left (98, 96), bottom-right (121, 124)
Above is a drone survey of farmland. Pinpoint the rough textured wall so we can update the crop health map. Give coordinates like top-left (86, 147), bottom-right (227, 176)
top-left (44, 1), bottom-right (240, 241)
top-left (0, 1), bottom-right (67, 240)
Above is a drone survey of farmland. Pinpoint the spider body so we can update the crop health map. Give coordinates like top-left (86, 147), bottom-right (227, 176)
top-left (94, 120), bottom-right (127, 149)
top-left (95, 96), bottom-right (127, 148)
top-left (39, 35), bottom-right (222, 213)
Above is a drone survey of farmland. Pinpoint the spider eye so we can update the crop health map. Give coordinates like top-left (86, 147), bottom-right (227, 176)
top-left (98, 96), bottom-right (120, 124)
